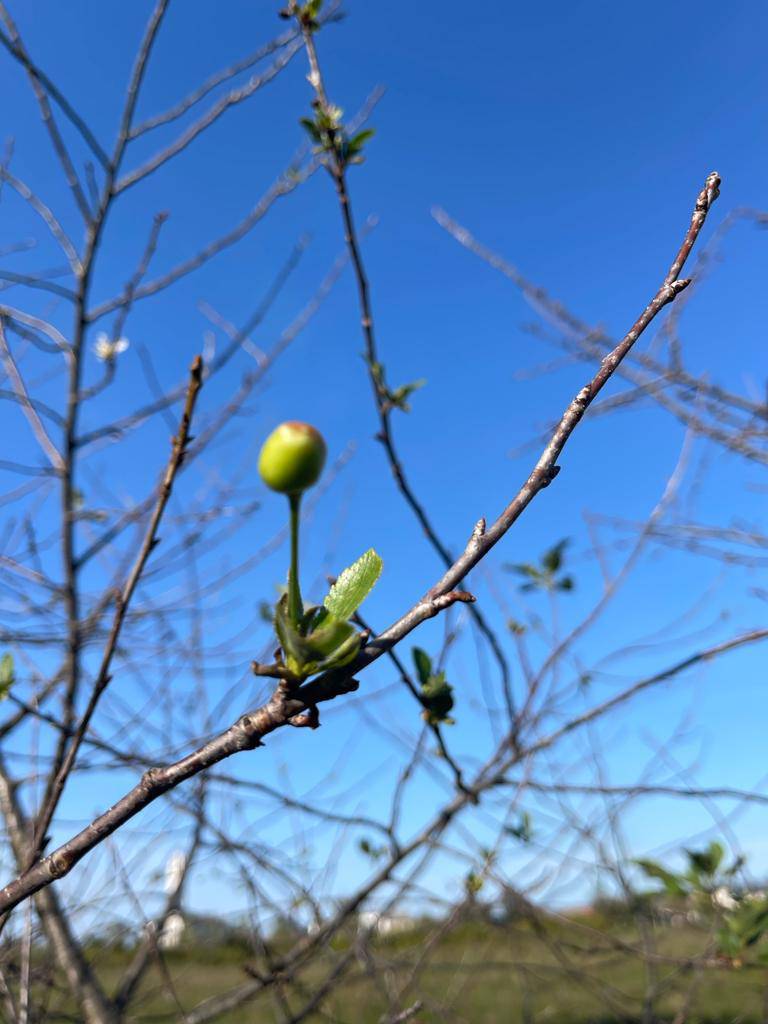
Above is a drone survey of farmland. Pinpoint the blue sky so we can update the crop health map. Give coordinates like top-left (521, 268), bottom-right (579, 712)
top-left (1, 0), bottom-right (767, 925)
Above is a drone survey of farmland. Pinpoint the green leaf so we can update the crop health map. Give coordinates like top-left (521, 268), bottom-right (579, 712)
top-left (421, 672), bottom-right (455, 726)
top-left (299, 0), bottom-right (323, 28)
top-left (389, 378), bottom-right (426, 412)
top-left (299, 117), bottom-right (322, 142)
top-left (324, 549), bottom-right (383, 621)
top-left (708, 840), bottom-right (726, 873)
top-left (412, 647), bottom-right (432, 687)
top-left (635, 858), bottom-right (686, 897)
top-left (686, 841), bottom-right (725, 878)
top-left (542, 538), bottom-right (569, 574)
top-left (504, 562), bottom-right (542, 579)
top-left (0, 653), bottom-right (13, 700)
top-left (347, 128), bottom-right (375, 154)
top-left (737, 903), bottom-right (768, 947)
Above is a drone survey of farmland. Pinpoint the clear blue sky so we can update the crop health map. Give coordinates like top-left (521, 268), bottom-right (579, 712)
top-left (1, 1), bottom-right (767, 924)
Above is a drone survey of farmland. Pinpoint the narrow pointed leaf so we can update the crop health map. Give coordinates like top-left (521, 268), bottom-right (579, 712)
top-left (635, 858), bottom-right (686, 897)
top-left (543, 538), bottom-right (569, 573)
top-left (412, 647), bottom-right (432, 687)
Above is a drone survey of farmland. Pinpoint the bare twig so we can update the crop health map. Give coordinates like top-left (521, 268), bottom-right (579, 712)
top-left (115, 37), bottom-right (303, 194)
top-left (0, 318), bottom-right (64, 470)
top-left (28, 355), bottom-right (203, 864)
top-left (0, 3), bottom-right (93, 220)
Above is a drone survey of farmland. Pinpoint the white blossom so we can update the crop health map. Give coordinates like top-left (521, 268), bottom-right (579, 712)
top-left (712, 886), bottom-right (738, 911)
top-left (93, 332), bottom-right (129, 361)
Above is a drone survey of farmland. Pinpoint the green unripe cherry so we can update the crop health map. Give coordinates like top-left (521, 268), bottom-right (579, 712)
top-left (258, 421), bottom-right (327, 495)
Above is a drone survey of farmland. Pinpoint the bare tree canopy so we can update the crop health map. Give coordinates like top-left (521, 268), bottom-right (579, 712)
top-left (0, 2), bottom-right (765, 1022)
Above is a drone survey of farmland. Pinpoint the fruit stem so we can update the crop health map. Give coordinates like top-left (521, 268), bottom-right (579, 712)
top-left (288, 492), bottom-right (303, 627)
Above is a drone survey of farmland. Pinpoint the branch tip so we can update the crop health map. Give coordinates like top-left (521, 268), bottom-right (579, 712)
top-left (189, 353), bottom-right (203, 380)
top-left (471, 517), bottom-right (486, 544)
top-left (698, 171), bottom-right (721, 210)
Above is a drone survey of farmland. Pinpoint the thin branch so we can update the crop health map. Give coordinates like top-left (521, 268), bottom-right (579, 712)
top-left (0, 592), bottom-right (471, 915)
top-left (519, 781), bottom-right (768, 806)
top-left (382, 1002), bottom-right (424, 1024)
top-left (78, 233), bottom-right (308, 449)
top-left (114, 36), bottom-right (302, 194)
top-left (0, 305), bottom-right (70, 351)
top-left (512, 628), bottom-right (768, 770)
top-left (86, 90), bottom-right (381, 322)
top-left (354, 609), bottom-right (470, 796)
top-left (380, 173), bottom-right (721, 655)
top-left (0, 317), bottom-right (64, 470)
top-left (0, 167), bottom-right (81, 274)
top-left (0, 755), bottom-right (118, 1024)
top-left (0, 3), bottom-right (93, 221)
top-left (130, 27), bottom-right (299, 138)
top-left (87, 159), bottom-right (320, 321)
top-left (0, 20), bottom-right (108, 167)
top-left (0, 268), bottom-right (76, 301)
top-left (111, 0), bottom-right (171, 173)
top-left (27, 355), bottom-right (203, 864)
top-left (433, 200), bottom-right (768, 465)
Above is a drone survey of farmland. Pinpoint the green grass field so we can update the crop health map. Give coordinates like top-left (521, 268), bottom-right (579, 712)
top-left (25, 917), bottom-right (768, 1022)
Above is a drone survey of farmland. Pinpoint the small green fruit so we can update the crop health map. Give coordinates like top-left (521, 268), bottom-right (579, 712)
top-left (258, 421), bottom-right (327, 494)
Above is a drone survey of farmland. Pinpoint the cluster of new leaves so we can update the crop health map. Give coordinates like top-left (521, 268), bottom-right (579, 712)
top-left (300, 105), bottom-right (375, 169)
top-left (412, 647), bottom-right (455, 726)
top-left (636, 840), bottom-right (732, 899)
top-left (717, 896), bottom-right (768, 964)
top-left (466, 848), bottom-right (497, 896)
top-left (504, 538), bottom-right (574, 594)
top-left (291, 2), bottom-right (377, 167)
top-left (275, 549), bottom-right (382, 681)
top-left (637, 841), bottom-right (768, 964)
top-left (280, 0), bottom-right (323, 32)
top-left (368, 360), bottom-right (426, 414)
